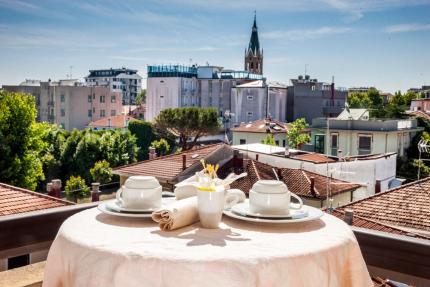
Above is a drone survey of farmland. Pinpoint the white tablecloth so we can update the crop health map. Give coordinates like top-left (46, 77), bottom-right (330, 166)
top-left (43, 208), bottom-right (372, 287)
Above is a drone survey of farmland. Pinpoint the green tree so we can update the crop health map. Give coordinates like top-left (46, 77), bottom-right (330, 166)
top-left (0, 90), bottom-right (44, 190)
top-left (135, 90), bottom-right (146, 105)
top-left (286, 118), bottom-right (310, 149)
top-left (154, 107), bottom-right (221, 150)
top-left (128, 120), bottom-right (155, 160)
top-left (347, 92), bottom-right (372, 109)
top-left (90, 160), bottom-right (112, 184)
top-left (65, 175), bottom-right (90, 200)
top-left (261, 134), bottom-right (276, 146)
top-left (150, 138), bottom-right (170, 156)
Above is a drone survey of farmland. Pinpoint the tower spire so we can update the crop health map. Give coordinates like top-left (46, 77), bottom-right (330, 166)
top-left (244, 12), bottom-right (263, 75)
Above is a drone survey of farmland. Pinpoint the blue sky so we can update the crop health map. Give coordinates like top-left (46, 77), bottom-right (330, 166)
top-left (0, 0), bottom-right (429, 92)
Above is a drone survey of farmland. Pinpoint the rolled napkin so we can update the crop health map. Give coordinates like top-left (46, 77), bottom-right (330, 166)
top-left (151, 196), bottom-right (198, 231)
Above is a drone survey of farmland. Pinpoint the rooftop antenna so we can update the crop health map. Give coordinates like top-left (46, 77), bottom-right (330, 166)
top-left (304, 64), bottom-right (308, 77)
top-left (67, 65), bottom-right (74, 79)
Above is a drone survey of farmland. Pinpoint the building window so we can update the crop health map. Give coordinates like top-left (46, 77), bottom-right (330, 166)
top-left (283, 139), bottom-right (286, 147)
top-left (100, 109), bottom-right (105, 117)
top-left (358, 134), bottom-right (372, 155)
top-left (7, 254), bottom-right (29, 270)
top-left (240, 139), bottom-right (246, 145)
top-left (209, 97), bottom-right (212, 106)
top-left (111, 110), bottom-right (116, 116)
top-left (100, 95), bottom-right (105, 103)
top-left (88, 110), bottom-right (92, 117)
top-left (60, 123), bottom-right (65, 129)
top-left (275, 140), bottom-right (279, 146)
top-left (60, 95), bottom-right (65, 102)
top-left (88, 95), bottom-right (92, 102)
top-left (61, 109), bottom-right (65, 117)
top-left (330, 133), bottom-right (339, 156)
top-left (247, 95), bottom-right (253, 100)
top-left (111, 95), bottom-right (116, 103)
top-left (314, 134), bottom-right (325, 154)
top-left (93, 107), bottom-right (95, 113)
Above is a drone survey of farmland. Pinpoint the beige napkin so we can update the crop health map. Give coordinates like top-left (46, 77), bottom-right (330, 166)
top-left (151, 197), bottom-right (199, 231)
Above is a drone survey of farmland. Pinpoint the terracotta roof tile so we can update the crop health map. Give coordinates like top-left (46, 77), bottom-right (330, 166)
top-left (0, 183), bottom-right (74, 216)
top-left (289, 153), bottom-right (336, 163)
top-left (407, 110), bottom-right (430, 121)
top-left (220, 159), bottom-right (359, 199)
top-left (328, 209), bottom-right (429, 240)
top-left (336, 177), bottom-right (430, 233)
top-left (88, 115), bottom-right (137, 129)
top-left (113, 144), bottom-right (229, 181)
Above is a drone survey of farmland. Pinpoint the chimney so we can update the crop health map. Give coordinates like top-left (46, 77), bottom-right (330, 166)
top-left (233, 150), bottom-right (244, 169)
top-left (91, 182), bottom-right (100, 202)
top-left (309, 177), bottom-right (316, 197)
top-left (344, 209), bottom-right (354, 225)
top-left (50, 179), bottom-right (62, 198)
top-left (182, 154), bottom-right (187, 170)
top-left (149, 147), bottom-right (157, 159)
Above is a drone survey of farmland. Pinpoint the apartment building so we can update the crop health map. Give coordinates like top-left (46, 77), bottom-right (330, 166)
top-left (3, 80), bottom-right (122, 130)
top-left (287, 75), bottom-right (347, 123)
top-left (309, 112), bottom-right (422, 157)
top-left (85, 68), bottom-right (142, 105)
top-left (145, 65), bottom-right (265, 122)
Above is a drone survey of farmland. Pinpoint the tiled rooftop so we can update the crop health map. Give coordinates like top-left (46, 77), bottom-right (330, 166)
top-left (220, 159), bottom-right (360, 199)
top-left (407, 110), bottom-right (430, 121)
top-left (289, 152), bottom-right (336, 163)
top-left (231, 119), bottom-right (288, 134)
top-left (0, 183), bottom-right (73, 216)
top-left (329, 209), bottom-right (429, 240)
top-left (336, 177), bottom-right (430, 234)
top-left (113, 144), bottom-right (229, 181)
top-left (88, 114), bottom-right (137, 129)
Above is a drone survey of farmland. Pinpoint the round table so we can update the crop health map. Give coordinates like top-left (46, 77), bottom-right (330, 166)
top-left (43, 208), bottom-right (372, 287)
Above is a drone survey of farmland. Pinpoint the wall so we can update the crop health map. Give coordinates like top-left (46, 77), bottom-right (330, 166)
top-left (146, 77), bottom-right (183, 121)
top-left (232, 131), bottom-right (287, 147)
top-left (267, 87), bottom-right (287, 122)
top-left (231, 87), bottom-right (267, 125)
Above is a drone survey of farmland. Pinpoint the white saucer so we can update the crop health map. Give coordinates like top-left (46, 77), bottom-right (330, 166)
top-left (224, 200), bottom-right (324, 224)
top-left (230, 200), bottom-right (308, 219)
top-left (107, 200), bottom-right (160, 213)
top-left (98, 198), bottom-right (175, 218)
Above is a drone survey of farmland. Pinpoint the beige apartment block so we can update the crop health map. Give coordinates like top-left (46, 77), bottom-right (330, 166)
top-left (3, 79), bottom-right (123, 130)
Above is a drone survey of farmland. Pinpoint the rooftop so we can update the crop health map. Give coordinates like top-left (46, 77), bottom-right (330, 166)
top-left (0, 183), bottom-right (73, 216)
top-left (88, 115), bottom-right (137, 129)
top-left (113, 144), bottom-right (230, 182)
top-left (336, 177), bottom-right (430, 236)
top-left (219, 159), bottom-right (360, 200)
top-left (231, 119), bottom-right (288, 134)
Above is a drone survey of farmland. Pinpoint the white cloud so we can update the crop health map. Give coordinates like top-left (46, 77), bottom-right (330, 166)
top-left (386, 23), bottom-right (430, 33)
top-left (262, 26), bottom-right (351, 41)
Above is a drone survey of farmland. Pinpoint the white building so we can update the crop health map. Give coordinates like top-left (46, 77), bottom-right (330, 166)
top-left (309, 110), bottom-right (422, 157)
top-left (145, 65), bottom-right (269, 122)
top-left (85, 68), bottom-right (142, 105)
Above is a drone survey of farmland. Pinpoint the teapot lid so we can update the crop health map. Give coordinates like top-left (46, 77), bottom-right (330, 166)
top-left (251, 180), bottom-right (287, 194)
top-left (124, 176), bottom-right (160, 189)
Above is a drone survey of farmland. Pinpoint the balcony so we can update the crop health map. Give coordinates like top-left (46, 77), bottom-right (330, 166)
top-left (312, 117), bottom-right (421, 132)
top-left (0, 203), bottom-right (429, 286)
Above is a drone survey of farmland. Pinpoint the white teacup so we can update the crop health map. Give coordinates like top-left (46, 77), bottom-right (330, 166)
top-left (249, 180), bottom-right (303, 215)
top-left (116, 176), bottom-right (162, 210)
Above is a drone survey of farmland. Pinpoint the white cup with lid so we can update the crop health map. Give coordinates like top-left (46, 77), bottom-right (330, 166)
top-left (116, 176), bottom-right (162, 210)
top-left (249, 180), bottom-right (303, 215)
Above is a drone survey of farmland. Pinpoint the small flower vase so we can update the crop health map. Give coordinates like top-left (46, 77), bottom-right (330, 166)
top-left (197, 186), bottom-right (225, 229)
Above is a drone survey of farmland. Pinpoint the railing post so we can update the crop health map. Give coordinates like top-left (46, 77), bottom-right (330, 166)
top-left (91, 183), bottom-right (100, 202)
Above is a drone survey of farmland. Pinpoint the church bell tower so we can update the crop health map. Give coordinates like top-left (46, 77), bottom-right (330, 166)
top-left (244, 12), bottom-right (263, 75)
